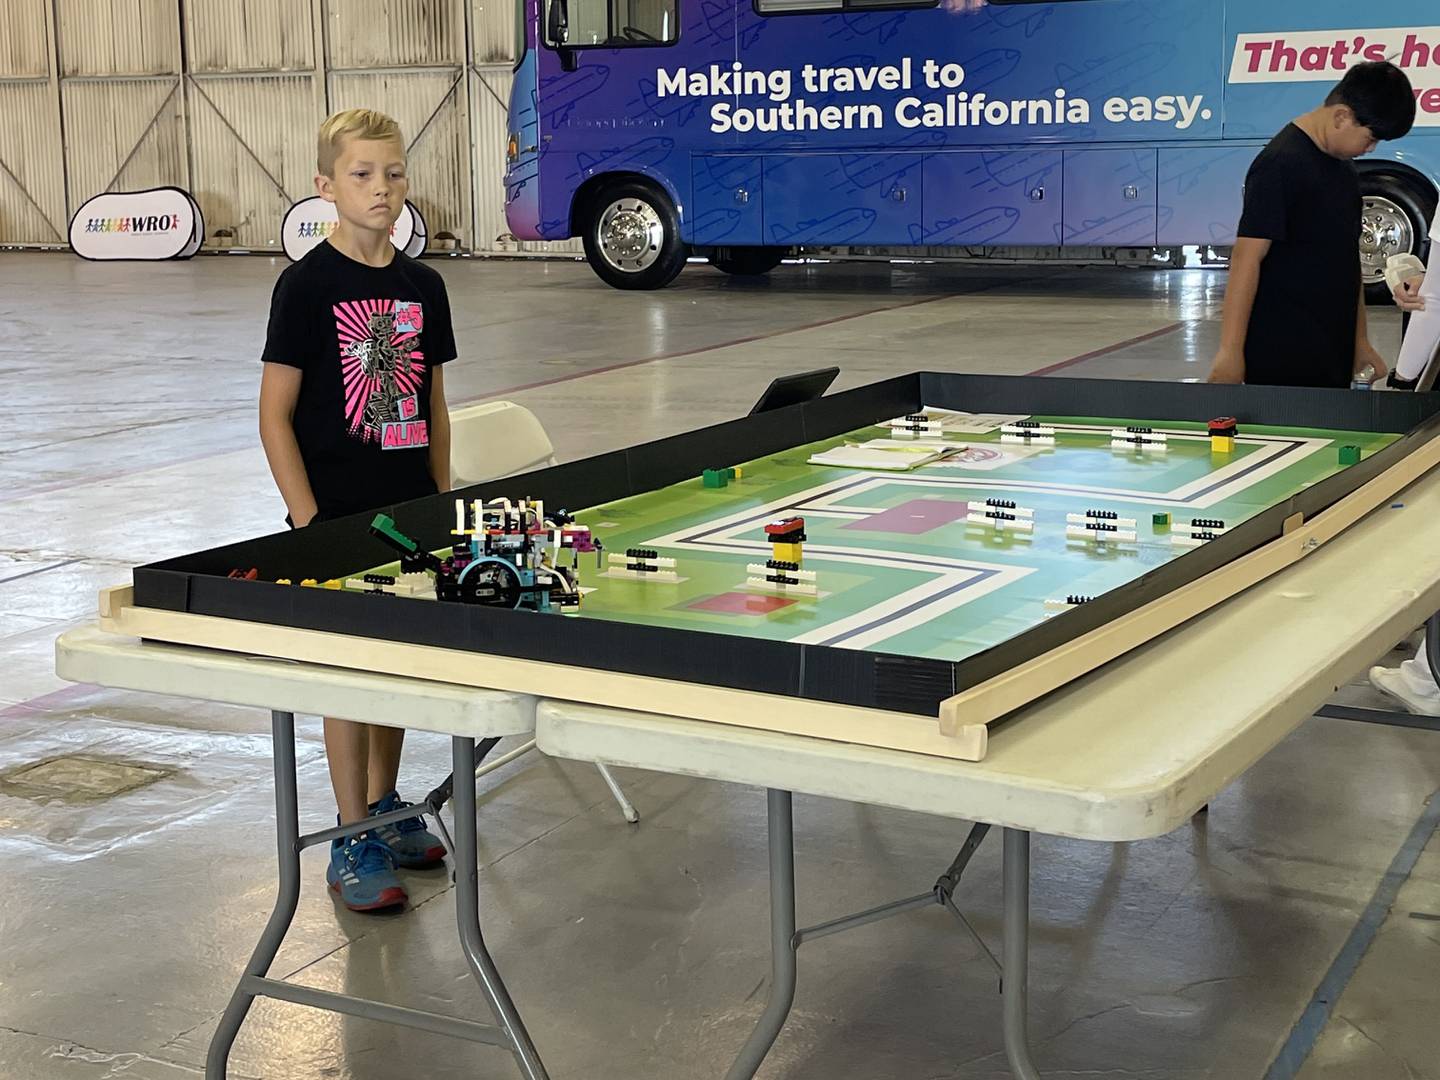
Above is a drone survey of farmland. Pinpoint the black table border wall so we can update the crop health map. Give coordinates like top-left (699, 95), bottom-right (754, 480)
top-left (133, 374), bottom-right (1440, 718)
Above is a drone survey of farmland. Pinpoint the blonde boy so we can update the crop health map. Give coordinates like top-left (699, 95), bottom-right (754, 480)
top-left (259, 109), bottom-right (454, 911)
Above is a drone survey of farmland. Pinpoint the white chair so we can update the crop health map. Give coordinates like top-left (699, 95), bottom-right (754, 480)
top-left (449, 400), bottom-right (638, 822)
top-left (450, 399), bottom-right (561, 485)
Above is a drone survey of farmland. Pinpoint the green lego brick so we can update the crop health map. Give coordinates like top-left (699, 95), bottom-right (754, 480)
top-left (702, 469), bottom-right (728, 489)
top-left (1152, 512), bottom-right (1171, 528)
top-left (1339, 445), bottom-right (1362, 466)
top-left (370, 513), bottom-right (419, 553)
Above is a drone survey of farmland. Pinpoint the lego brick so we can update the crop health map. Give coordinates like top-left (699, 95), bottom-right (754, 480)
top-left (771, 542), bottom-right (804, 563)
top-left (1339, 445), bottom-right (1362, 466)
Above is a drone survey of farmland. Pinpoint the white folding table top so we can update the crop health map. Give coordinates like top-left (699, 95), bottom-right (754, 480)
top-left (55, 626), bottom-right (537, 737)
top-left (539, 465), bottom-right (1440, 843)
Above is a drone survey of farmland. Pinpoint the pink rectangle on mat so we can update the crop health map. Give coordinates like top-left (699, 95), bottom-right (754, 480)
top-left (842, 498), bottom-right (970, 535)
top-left (687, 592), bottom-right (796, 615)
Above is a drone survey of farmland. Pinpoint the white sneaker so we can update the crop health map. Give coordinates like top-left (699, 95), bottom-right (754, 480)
top-left (1368, 666), bottom-right (1440, 717)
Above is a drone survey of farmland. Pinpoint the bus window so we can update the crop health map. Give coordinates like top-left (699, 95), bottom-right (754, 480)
top-left (757, 0), bottom-right (936, 14)
top-left (546, 0), bottom-right (678, 45)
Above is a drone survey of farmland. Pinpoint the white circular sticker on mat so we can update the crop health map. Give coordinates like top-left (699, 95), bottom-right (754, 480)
top-left (69, 188), bottom-right (199, 261)
top-left (281, 196), bottom-right (418, 262)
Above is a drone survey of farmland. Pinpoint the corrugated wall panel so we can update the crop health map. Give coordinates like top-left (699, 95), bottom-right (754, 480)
top-left (330, 69), bottom-right (470, 247)
top-left (470, 63), bottom-right (579, 254)
top-left (185, 0), bottom-right (315, 72)
top-left (0, 81), bottom-right (66, 243)
top-left (0, 0), bottom-right (596, 252)
top-left (0, 1), bottom-right (54, 77)
top-left (61, 77), bottom-right (186, 204)
top-left (470, 64), bottom-right (510, 250)
top-left (57, 0), bottom-right (181, 76)
top-left (188, 74), bottom-right (317, 250)
top-left (470, 0), bottom-right (516, 65)
top-left (326, 0), bottom-right (463, 68)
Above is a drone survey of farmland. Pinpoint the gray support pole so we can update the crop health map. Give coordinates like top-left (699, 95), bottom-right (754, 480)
top-left (451, 737), bottom-right (551, 1080)
top-left (1002, 829), bottom-right (1043, 1080)
top-left (206, 711), bottom-right (302, 1079)
top-left (724, 789), bottom-right (799, 1080)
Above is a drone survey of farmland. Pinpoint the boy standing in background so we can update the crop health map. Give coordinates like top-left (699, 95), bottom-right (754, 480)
top-left (1209, 62), bottom-right (1416, 387)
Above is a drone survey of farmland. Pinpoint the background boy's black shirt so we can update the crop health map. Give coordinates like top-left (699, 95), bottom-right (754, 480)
top-left (263, 241), bottom-right (456, 518)
top-left (1238, 123), bottom-right (1362, 389)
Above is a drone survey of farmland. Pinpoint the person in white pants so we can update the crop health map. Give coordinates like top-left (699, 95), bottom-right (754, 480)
top-left (1369, 209), bottom-right (1440, 716)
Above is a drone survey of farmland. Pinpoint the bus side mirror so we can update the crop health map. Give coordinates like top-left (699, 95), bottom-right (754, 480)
top-left (547, 0), bottom-right (569, 45)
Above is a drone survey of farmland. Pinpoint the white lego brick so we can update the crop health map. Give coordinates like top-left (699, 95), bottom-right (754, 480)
top-left (1067, 513), bottom-right (1138, 529)
top-left (966, 512), bottom-right (1035, 533)
top-left (1066, 525), bottom-right (1138, 544)
top-left (1172, 522), bottom-right (1230, 536)
top-left (604, 566), bottom-right (681, 583)
top-left (746, 563), bottom-right (817, 582)
top-left (978, 501), bottom-right (1034, 518)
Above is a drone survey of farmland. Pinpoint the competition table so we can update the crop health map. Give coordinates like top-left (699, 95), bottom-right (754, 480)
top-left (54, 462), bottom-right (1440, 1079)
top-left (52, 374), bottom-right (1440, 1078)
top-left (536, 462), bottom-right (1440, 1080)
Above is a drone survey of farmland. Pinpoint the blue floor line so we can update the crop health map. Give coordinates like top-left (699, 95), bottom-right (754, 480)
top-left (1264, 789), bottom-right (1440, 1079)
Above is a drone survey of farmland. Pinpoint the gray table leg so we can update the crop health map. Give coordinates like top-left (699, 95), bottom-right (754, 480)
top-left (451, 737), bottom-right (551, 1080)
top-left (725, 789), bottom-right (799, 1080)
top-left (1003, 829), bottom-right (1043, 1080)
top-left (206, 711), bottom-right (302, 1079)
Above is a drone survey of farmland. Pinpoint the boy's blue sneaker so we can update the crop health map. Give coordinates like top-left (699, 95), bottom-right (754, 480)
top-left (327, 832), bottom-right (407, 912)
top-left (368, 790), bottom-right (448, 869)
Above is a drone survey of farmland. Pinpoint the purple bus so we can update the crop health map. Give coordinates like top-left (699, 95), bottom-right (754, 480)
top-left (504, 0), bottom-right (1440, 291)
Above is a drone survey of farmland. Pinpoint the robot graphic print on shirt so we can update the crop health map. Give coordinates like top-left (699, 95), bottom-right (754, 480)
top-left (335, 299), bottom-right (429, 449)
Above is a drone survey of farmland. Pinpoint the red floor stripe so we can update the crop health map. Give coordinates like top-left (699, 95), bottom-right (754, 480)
top-left (1025, 321), bottom-right (1185, 376)
top-left (455, 290), bottom-right (969, 405)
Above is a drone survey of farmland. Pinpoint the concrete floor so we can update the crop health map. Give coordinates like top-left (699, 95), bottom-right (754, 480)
top-left (1, 252), bottom-right (1437, 1080)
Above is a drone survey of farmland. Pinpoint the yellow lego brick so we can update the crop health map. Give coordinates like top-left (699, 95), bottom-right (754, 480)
top-left (1210, 436), bottom-right (1234, 453)
top-left (276, 578), bottom-right (292, 585)
top-left (300, 578), bottom-right (319, 588)
top-left (771, 542), bottom-right (803, 564)
top-left (732, 466), bottom-right (744, 479)
top-left (323, 579), bottom-right (343, 590)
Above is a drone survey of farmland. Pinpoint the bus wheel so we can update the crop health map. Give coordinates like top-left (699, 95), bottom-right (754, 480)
top-left (1359, 174), bottom-right (1437, 305)
top-left (582, 182), bottom-right (688, 290)
top-left (710, 247), bottom-right (785, 276)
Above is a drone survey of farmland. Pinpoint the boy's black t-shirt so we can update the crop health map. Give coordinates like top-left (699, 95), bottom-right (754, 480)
top-left (1238, 123), bottom-right (1362, 389)
top-left (262, 241), bottom-right (457, 519)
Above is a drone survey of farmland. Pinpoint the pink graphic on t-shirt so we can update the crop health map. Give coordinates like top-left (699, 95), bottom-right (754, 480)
top-left (334, 299), bottom-right (426, 443)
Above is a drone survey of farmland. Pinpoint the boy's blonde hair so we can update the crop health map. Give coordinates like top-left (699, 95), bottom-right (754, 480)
top-left (317, 108), bottom-right (405, 176)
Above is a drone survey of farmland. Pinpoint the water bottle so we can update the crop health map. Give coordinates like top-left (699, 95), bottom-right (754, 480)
top-left (1351, 365), bottom-right (1375, 391)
